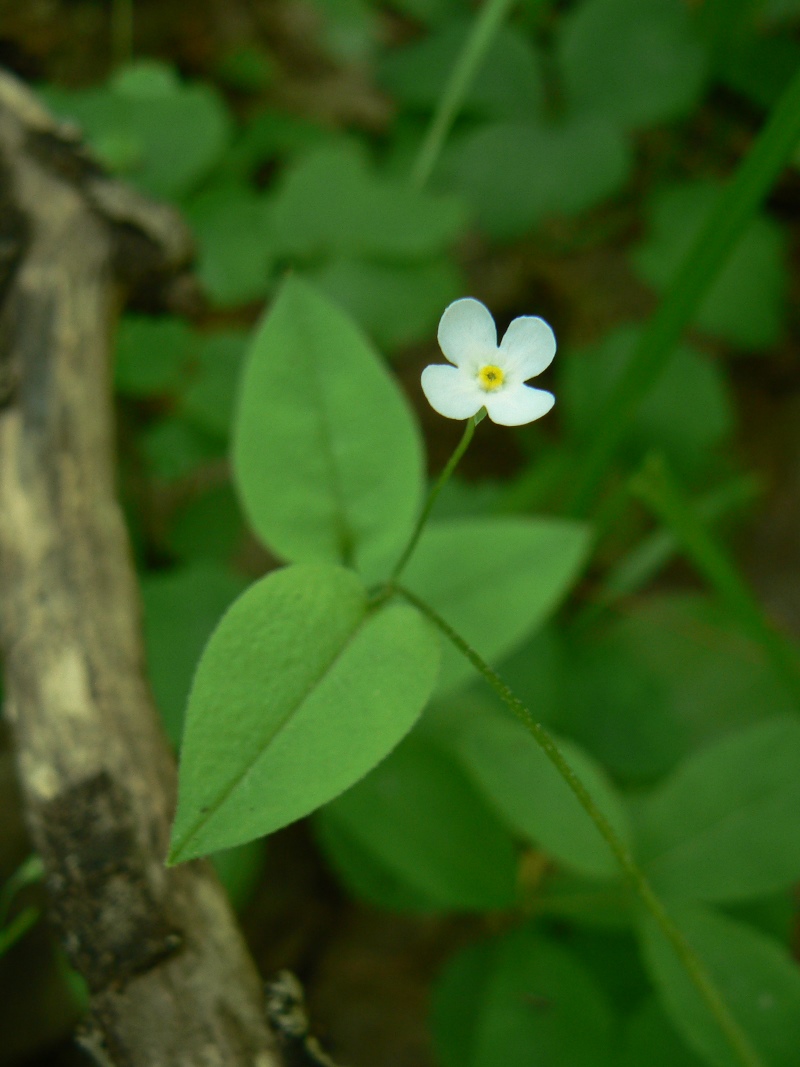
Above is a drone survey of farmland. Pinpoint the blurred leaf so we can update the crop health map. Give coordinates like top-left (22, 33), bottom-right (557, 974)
top-left (559, 0), bottom-right (708, 129)
top-left (441, 116), bottom-right (631, 240)
top-left (187, 187), bottom-right (273, 308)
top-left (560, 325), bottom-right (734, 479)
top-left (211, 840), bottom-right (268, 910)
top-left (221, 111), bottom-right (338, 185)
top-left (141, 417), bottom-right (225, 482)
top-left (310, 0), bottom-right (379, 63)
top-left (634, 717), bottom-right (800, 902)
top-left (632, 181), bottom-right (787, 348)
top-left (115, 315), bottom-right (192, 396)
top-left (142, 562), bottom-right (247, 745)
top-left (310, 255), bottom-right (462, 350)
top-left (268, 144), bottom-right (467, 259)
top-left (44, 60), bottom-right (232, 199)
top-left (215, 46), bottom-right (274, 93)
top-left (404, 517), bottom-right (590, 692)
top-left (620, 998), bottom-right (707, 1067)
top-left (380, 21), bottom-right (544, 119)
top-left (166, 485), bottom-right (245, 564)
top-left (431, 925), bottom-right (615, 1067)
top-left (454, 704), bottom-right (630, 878)
top-left (639, 904), bottom-right (800, 1067)
top-left (169, 564), bottom-right (440, 860)
top-left (317, 730), bottom-right (519, 911)
top-left (181, 331), bottom-right (249, 440)
top-left (232, 276), bottom-right (424, 576)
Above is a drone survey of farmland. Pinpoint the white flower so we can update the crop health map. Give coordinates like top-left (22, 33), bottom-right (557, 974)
top-left (421, 297), bottom-right (556, 426)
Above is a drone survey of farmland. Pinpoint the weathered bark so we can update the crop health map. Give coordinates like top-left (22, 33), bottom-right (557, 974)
top-left (0, 69), bottom-right (282, 1066)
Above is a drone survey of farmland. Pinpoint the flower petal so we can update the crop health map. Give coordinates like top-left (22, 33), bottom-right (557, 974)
top-left (484, 383), bottom-right (554, 426)
top-left (499, 316), bottom-right (556, 382)
top-left (421, 364), bottom-right (484, 420)
top-left (438, 298), bottom-right (497, 369)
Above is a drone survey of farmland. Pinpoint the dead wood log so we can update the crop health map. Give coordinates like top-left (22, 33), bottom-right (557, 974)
top-left (0, 68), bottom-right (282, 1066)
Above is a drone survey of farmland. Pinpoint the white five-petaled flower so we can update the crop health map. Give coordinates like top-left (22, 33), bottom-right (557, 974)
top-left (421, 297), bottom-right (556, 426)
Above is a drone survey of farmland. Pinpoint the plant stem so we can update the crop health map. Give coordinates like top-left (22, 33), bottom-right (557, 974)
top-left (631, 454), bottom-right (800, 708)
top-left (389, 414), bottom-right (481, 583)
top-left (396, 584), bottom-right (765, 1067)
top-left (410, 0), bottom-right (518, 189)
top-left (567, 62), bottom-right (800, 517)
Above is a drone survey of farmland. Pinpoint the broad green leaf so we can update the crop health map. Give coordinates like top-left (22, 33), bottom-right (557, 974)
top-left (639, 904), bottom-right (800, 1067)
top-left (187, 188), bottom-right (273, 308)
top-left (560, 325), bottom-right (734, 480)
top-left (316, 731), bottom-right (518, 911)
top-left (634, 718), bottom-right (800, 902)
top-left (180, 330), bottom-right (248, 440)
top-left (169, 563), bottom-right (439, 862)
top-left (431, 926), bottom-right (615, 1067)
top-left (310, 255), bottom-right (462, 350)
top-left (115, 315), bottom-right (192, 396)
top-left (404, 517), bottom-right (590, 692)
top-left (454, 705), bottom-right (630, 879)
top-left (559, 0), bottom-right (708, 130)
top-left (167, 485), bottom-right (245, 564)
top-left (268, 144), bottom-right (466, 260)
top-left (142, 562), bottom-right (248, 745)
top-left (620, 998), bottom-right (707, 1067)
top-left (379, 22), bottom-right (544, 120)
top-left (141, 417), bottom-right (225, 482)
top-left (44, 61), bottom-right (232, 199)
top-left (441, 116), bottom-right (631, 240)
top-left (632, 181), bottom-right (787, 348)
top-left (232, 275), bottom-right (424, 574)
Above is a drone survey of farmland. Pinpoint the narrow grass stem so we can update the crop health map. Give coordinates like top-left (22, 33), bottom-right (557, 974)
top-left (567, 62), bottom-right (800, 517)
top-left (410, 0), bottom-right (518, 189)
top-left (389, 414), bottom-right (480, 583)
top-left (397, 584), bottom-right (765, 1067)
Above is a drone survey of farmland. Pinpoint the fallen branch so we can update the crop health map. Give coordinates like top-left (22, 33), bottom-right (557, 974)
top-left (0, 68), bottom-right (282, 1066)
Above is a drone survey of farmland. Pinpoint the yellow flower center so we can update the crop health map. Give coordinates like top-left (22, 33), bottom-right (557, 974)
top-left (478, 364), bottom-right (505, 391)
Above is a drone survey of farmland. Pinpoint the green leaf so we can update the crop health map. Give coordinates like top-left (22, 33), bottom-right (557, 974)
top-left (44, 61), bottom-right (232, 199)
top-left (167, 485), bottom-right (245, 564)
top-left (211, 840), bottom-right (268, 911)
top-left (141, 562), bottom-right (248, 745)
top-left (180, 330), bottom-right (248, 440)
top-left (379, 21), bottom-right (544, 120)
top-left (634, 718), bottom-right (800, 903)
top-left (639, 904), bottom-right (800, 1067)
top-left (559, 0), bottom-right (708, 130)
top-left (431, 926), bottom-right (615, 1067)
top-left (632, 181), bottom-right (787, 348)
top-left (141, 417), bottom-right (224, 482)
top-left (187, 188), bottom-right (273, 308)
top-left (115, 315), bottom-right (193, 396)
top-left (232, 275), bottom-right (424, 575)
top-left (404, 517), bottom-right (590, 692)
top-left (454, 704), bottom-right (630, 879)
top-left (441, 116), bottom-right (631, 240)
top-left (268, 144), bottom-right (466, 260)
top-left (310, 255), bottom-right (462, 350)
top-left (316, 730), bottom-right (519, 911)
top-left (620, 998), bottom-right (707, 1067)
top-left (169, 563), bottom-right (439, 862)
top-left (560, 325), bottom-right (734, 479)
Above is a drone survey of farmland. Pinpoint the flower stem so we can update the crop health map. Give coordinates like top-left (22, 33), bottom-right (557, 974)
top-left (396, 584), bottom-right (765, 1067)
top-left (389, 413), bottom-right (481, 584)
top-left (410, 0), bottom-right (518, 189)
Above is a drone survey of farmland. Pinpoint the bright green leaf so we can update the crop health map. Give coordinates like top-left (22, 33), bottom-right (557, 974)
top-left (455, 704), bottom-right (630, 878)
top-left (232, 275), bottom-right (424, 575)
top-left (431, 926), bottom-right (615, 1067)
top-left (169, 563), bottom-right (439, 861)
top-left (404, 517), bottom-right (590, 692)
top-left (634, 717), bottom-right (800, 902)
top-left (559, 0), bottom-right (708, 129)
top-left (632, 181), bottom-right (787, 348)
top-left (639, 904), bottom-right (800, 1067)
top-left (620, 998), bottom-right (707, 1067)
top-left (316, 730), bottom-right (518, 911)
